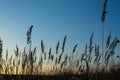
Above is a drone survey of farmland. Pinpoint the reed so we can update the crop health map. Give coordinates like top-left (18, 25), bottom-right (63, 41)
top-left (62, 35), bottom-right (67, 53)
top-left (41, 40), bottom-right (45, 54)
top-left (0, 39), bottom-right (2, 60)
top-left (72, 44), bottom-right (78, 54)
top-left (56, 41), bottom-right (60, 54)
top-left (0, 26), bottom-right (119, 80)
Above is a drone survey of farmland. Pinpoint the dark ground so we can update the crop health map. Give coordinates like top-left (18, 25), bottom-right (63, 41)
top-left (0, 72), bottom-right (120, 80)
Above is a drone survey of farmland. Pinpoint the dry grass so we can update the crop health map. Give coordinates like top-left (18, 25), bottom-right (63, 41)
top-left (0, 26), bottom-right (119, 80)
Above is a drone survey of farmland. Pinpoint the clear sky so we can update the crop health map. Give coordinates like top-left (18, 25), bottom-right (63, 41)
top-left (0, 0), bottom-right (120, 58)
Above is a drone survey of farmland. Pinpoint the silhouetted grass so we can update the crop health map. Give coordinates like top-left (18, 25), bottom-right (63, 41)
top-left (0, 26), bottom-right (119, 80)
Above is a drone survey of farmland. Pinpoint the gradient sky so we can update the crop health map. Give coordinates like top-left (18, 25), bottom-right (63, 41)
top-left (0, 0), bottom-right (120, 58)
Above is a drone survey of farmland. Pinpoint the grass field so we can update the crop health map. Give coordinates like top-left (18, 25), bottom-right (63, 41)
top-left (0, 0), bottom-right (120, 80)
top-left (0, 26), bottom-right (119, 80)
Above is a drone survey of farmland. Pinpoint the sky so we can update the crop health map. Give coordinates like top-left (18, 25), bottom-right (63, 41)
top-left (0, 0), bottom-right (120, 59)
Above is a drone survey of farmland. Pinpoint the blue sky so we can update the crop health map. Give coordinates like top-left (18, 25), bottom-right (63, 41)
top-left (0, 0), bottom-right (120, 58)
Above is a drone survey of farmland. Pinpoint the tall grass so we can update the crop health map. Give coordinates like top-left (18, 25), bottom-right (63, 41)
top-left (0, 26), bottom-right (119, 80)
